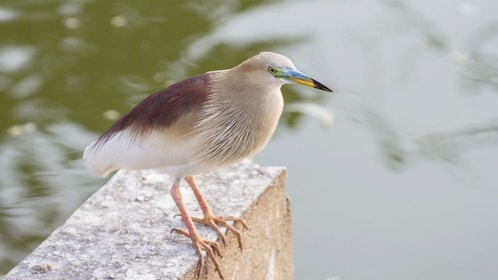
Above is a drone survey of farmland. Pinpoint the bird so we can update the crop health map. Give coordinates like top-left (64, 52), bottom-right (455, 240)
top-left (83, 51), bottom-right (332, 279)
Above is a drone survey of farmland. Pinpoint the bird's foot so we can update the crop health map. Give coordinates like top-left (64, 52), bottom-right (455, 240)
top-left (171, 228), bottom-right (224, 280)
top-left (191, 215), bottom-right (248, 250)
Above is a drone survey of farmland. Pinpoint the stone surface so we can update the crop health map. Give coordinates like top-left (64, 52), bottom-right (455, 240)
top-left (3, 160), bottom-right (292, 280)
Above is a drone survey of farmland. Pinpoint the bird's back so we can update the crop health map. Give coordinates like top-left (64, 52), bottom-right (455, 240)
top-left (83, 73), bottom-right (214, 177)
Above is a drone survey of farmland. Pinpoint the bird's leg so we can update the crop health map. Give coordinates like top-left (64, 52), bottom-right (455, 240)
top-left (169, 177), bottom-right (224, 280)
top-left (184, 176), bottom-right (248, 250)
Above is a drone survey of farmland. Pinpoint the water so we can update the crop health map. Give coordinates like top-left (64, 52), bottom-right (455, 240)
top-left (1, 1), bottom-right (498, 279)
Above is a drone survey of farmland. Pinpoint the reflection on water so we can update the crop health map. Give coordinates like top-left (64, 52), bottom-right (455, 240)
top-left (462, 20), bottom-right (498, 91)
top-left (1, 0), bottom-right (498, 279)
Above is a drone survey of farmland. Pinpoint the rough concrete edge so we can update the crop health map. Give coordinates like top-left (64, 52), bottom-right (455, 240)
top-left (183, 167), bottom-right (291, 280)
top-left (3, 161), bottom-right (290, 280)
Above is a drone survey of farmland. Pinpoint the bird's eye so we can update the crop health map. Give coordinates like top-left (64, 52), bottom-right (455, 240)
top-left (268, 67), bottom-right (277, 74)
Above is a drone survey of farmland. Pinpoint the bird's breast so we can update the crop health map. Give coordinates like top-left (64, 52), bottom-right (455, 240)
top-left (192, 88), bottom-right (284, 168)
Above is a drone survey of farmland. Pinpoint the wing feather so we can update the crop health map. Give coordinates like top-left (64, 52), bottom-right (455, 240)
top-left (83, 73), bottom-right (214, 176)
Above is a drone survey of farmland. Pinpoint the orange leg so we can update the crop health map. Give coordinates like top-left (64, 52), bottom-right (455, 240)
top-left (184, 176), bottom-right (248, 250)
top-left (169, 177), bottom-right (223, 279)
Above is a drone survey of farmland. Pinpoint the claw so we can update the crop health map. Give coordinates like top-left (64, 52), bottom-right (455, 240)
top-left (173, 213), bottom-right (182, 219)
top-left (175, 214), bottom-right (248, 250)
top-left (171, 228), bottom-right (224, 279)
top-left (191, 215), bottom-right (248, 250)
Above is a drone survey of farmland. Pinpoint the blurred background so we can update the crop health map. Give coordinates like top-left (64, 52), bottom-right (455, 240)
top-left (1, 0), bottom-right (498, 279)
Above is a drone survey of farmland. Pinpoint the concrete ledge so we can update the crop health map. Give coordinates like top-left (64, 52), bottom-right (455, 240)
top-left (4, 160), bottom-right (292, 280)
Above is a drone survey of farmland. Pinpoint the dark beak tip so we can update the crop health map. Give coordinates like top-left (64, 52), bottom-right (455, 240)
top-left (315, 85), bottom-right (333, 93)
top-left (312, 79), bottom-right (333, 93)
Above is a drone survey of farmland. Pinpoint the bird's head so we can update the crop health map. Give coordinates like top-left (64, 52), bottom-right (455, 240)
top-left (235, 51), bottom-right (333, 93)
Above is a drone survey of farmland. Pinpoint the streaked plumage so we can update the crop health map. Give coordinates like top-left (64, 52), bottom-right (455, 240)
top-left (83, 52), bottom-right (332, 279)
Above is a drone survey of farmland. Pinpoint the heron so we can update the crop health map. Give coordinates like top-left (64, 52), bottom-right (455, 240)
top-left (83, 51), bottom-right (332, 279)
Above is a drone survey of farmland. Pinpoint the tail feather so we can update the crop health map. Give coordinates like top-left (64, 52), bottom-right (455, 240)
top-left (83, 138), bottom-right (118, 177)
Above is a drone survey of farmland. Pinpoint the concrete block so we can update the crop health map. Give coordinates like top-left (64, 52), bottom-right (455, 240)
top-left (3, 160), bottom-right (292, 280)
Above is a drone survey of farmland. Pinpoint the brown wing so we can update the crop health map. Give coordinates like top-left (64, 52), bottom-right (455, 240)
top-left (83, 72), bottom-right (215, 176)
top-left (95, 72), bottom-right (214, 146)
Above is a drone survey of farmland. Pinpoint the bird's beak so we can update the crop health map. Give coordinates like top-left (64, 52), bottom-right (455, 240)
top-left (283, 69), bottom-right (333, 92)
